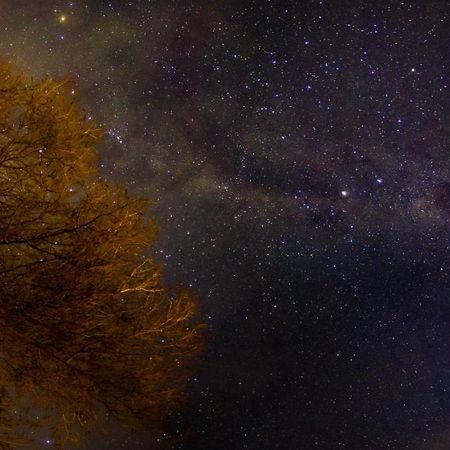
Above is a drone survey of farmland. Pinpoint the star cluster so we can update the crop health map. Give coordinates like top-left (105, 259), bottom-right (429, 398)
top-left (0, 1), bottom-right (449, 448)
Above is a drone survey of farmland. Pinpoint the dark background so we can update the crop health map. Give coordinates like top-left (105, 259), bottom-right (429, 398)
top-left (1, 1), bottom-right (449, 448)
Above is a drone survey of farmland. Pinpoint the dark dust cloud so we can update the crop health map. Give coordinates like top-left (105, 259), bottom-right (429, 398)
top-left (1, 0), bottom-right (449, 448)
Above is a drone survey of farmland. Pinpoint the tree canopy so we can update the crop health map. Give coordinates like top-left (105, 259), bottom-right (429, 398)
top-left (0, 62), bottom-right (202, 448)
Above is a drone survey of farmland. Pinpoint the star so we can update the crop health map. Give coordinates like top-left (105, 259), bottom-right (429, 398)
top-left (0, 1), bottom-right (447, 449)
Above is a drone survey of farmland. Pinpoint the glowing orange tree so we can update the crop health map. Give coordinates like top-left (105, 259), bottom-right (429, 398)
top-left (0, 63), bottom-right (202, 448)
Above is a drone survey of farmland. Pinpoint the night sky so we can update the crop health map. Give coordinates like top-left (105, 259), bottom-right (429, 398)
top-left (1, 1), bottom-right (449, 448)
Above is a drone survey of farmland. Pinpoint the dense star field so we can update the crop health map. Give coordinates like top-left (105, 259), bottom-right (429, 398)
top-left (1, 0), bottom-right (448, 448)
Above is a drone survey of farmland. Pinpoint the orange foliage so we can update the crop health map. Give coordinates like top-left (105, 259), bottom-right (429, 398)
top-left (0, 62), bottom-right (202, 448)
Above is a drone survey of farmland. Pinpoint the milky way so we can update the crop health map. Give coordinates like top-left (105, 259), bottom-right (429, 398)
top-left (1, 1), bottom-right (449, 448)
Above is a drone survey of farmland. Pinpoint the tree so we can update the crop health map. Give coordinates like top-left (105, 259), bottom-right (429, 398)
top-left (0, 62), bottom-right (202, 448)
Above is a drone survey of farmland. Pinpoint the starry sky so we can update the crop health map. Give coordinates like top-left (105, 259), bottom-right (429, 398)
top-left (1, 0), bottom-right (449, 448)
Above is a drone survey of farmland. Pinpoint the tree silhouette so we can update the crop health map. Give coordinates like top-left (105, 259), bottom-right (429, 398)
top-left (0, 62), bottom-right (202, 448)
